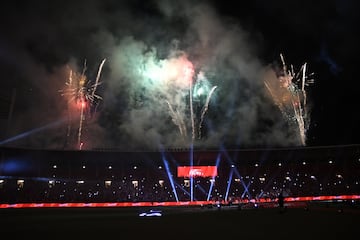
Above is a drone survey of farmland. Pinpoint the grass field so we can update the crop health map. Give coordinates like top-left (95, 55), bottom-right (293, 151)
top-left (1, 202), bottom-right (359, 239)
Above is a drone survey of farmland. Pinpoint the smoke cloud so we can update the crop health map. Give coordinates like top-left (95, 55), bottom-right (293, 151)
top-left (0, 0), bottom-right (307, 150)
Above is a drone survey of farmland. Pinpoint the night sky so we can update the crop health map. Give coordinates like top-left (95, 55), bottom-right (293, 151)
top-left (0, 0), bottom-right (359, 150)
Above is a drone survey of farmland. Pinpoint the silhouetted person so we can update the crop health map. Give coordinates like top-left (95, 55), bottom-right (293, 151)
top-left (278, 191), bottom-right (284, 209)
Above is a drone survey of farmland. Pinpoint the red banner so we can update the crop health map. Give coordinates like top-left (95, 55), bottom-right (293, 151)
top-left (177, 166), bottom-right (218, 178)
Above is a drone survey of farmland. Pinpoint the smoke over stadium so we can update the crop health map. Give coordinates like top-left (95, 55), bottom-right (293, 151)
top-left (0, 0), bottom-right (313, 150)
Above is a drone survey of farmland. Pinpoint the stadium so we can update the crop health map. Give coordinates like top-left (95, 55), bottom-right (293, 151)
top-left (1, 144), bottom-right (359, 238)
top-left (1, 1), bottom-right (360, 238)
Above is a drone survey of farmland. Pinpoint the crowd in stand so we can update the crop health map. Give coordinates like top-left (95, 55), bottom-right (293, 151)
top-left (1, 156), bottom-right (359, 204)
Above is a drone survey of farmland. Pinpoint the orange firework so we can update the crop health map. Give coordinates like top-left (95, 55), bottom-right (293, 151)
top-left (264, 54), bottom-right (314, 146)
top-left (59, 59), bottom-right (106, 150)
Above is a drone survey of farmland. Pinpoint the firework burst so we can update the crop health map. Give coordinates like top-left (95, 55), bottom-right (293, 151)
top-left (264, 54), bottom-right (314, 146)
top-left (139, 54), bottom-right (217, 144)
top-left (59, 59), bottom-right (106, 149)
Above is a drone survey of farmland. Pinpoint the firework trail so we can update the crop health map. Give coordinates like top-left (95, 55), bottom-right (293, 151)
top-left (77, 97), bottom-right (85, 149)
top-left (189, 70), bottom-right (195, 142)
top-left (59, 59), bottom-right (106, 149)
top-left (198, 86), bottom-right (217, 139)
top-left (166, 100), bottom-right (187, 138)
top-left (77, 60), bottom-right (88, 150)
top-left (264, 54), bottom-right (314, 146)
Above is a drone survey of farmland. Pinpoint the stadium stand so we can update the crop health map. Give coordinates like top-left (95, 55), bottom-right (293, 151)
top-left (0, 145), bottom-right (359, 205)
